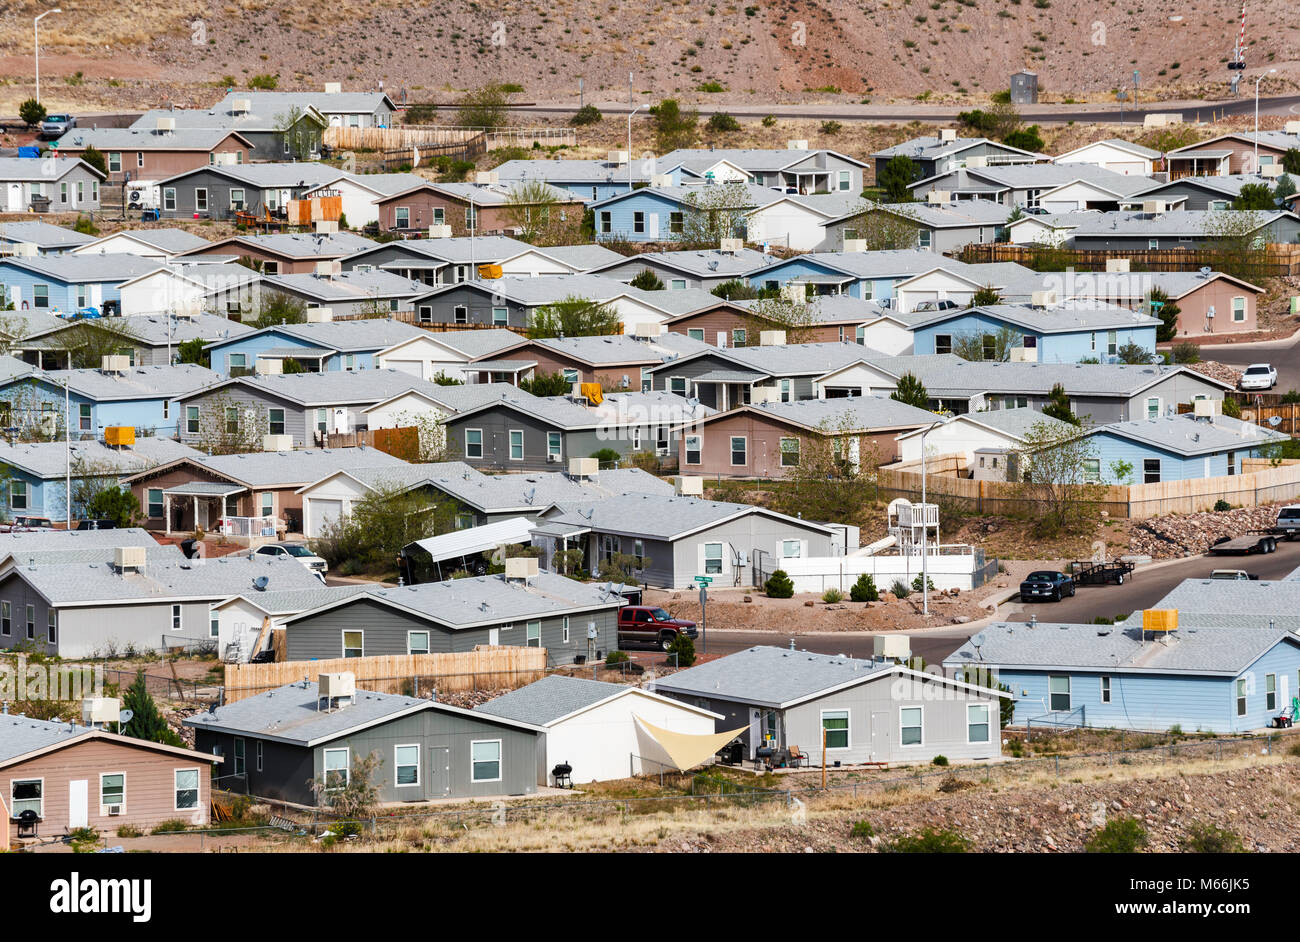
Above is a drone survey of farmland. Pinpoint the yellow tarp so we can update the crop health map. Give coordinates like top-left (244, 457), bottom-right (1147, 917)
top-left (633, 716), bottom-right (747, 772)
top-left (579, 382), bottom-right (604, 404)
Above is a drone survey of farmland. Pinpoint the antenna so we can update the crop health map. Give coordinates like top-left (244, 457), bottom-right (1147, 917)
top-left (252, 575), bottom-right (270, 591)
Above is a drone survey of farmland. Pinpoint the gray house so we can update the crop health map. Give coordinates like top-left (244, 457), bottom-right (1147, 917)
top-left (154, 163), bottom-right (343, 221)
top-left (662, 147), bottom-right (871, 194)
top-left (824, 198), bottom-right (1011, 254)
top-left (588, 247), bottom-right (783, 291)
top-left (280, 572), bottom-right (626, 665)
top-left (871, 135), bottom-right (1044, 182)
top-left (1067, 210), bottom-right (1300, 251)
top-left (0, 156), bottom-right (105, 213)
top-left (531, 494), bottom-right (843, 589)
top-left (132, 100), bottom-right (329, 161)
top-left (260, 269), bottom-right (427, 317)
top-left (908, 163), bottom-right (1158, 212)
top-left (186, 681), bottom-right (542, 804)
top-left (0, 221), bottom-right (96, 256)
top-left (653, 645), bottom-right (1008, 765)
top-left (1125, 174), bottom-right (1285, 212)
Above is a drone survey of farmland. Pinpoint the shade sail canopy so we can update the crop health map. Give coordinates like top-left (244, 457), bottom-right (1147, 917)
top-left (405, 516), bottom-right (534, 564)
top-left (633, 716), bottom-right (746, 772)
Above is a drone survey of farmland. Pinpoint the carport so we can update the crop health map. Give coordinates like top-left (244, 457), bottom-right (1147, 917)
top-left (400, 516), bottom-right (537, 583)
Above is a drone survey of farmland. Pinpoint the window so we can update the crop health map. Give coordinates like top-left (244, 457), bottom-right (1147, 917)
top-left (47, 609), bottom-right (57, 646)
top-left (782, 540), bottom-right (801, 559)
top-left (224, 407), bottom-right (239, 435)
top-left (669, 211), bottom-right (684, 234)
top-left (1232, 296), bottom-right (1246, 323)
top-left (687, 328), bottom-right (704, 341)
top-left (230, 188), bottom-right (246, 211)
top-left (562, 617), bottom-right (570, 644)
top-left (1082, 459), bottom-right (1100, 484)
top-left (732, 328), bottom-right (747, 347)
top-left (547, 432), bottom-right (562, 461)
top-left (669, 376), bottom-right (688, 396)
top-left (685, 435), bottom-right (701, 465)
top-left (163, 188), bottom-right (176, 212)
top-left (465, 429), bottom-right (483, 459)
top-left (108, 152), bottom-right (122, 173)
top-left (780, 437), bottom-right (800, 467)
top-left (1143, 458), bottom-right (1161, 484)
top-left (228, 353), bottom-right (247, 370)
top-left (917, 229), bottom-right (932, 250)
top-left (1003, 396), bottom-right (1028, 409)
top-left (526, 621), bottom-right (541, 647)
top-left (1106, 331), bottom-right (1118, 356)
top-left (1048, 675), bottom-right (1071, 711)
top-left (509, 429), bottom-right (524, 461)
top-left (599, 210), bottom-right (612, 234)
top-left (233, 739), bottom-right (246, 777)
top-left (195, 188), bottom-right (208, 212)
top-left (967, 704), bottom-right (991, 743)
top-left (780, 379), bottom-right (792, 403)
top-left (76, 284), bottom-right (87, 308)
top-left (1101, 676), bottom-right (1112, 703)
top-left (100, 772), bottom-right (125, 810)
top-left (729, 436), bottom-right (747, 466)
top-left (395, 206), bottom-right (410, 229)
top-left (78, 403), bottom-right (92, 432)
top-left (900, 707), bottom-right (923, 746)
top-left (1148, 239), bottom-right (1159, 250)
top-left (1236, 677), bottom-right (1248, 717)
top-left (431, 207), bottom-right (445, 226)
top-left (210, 607), bottom-right (219, 639)
top-left (821, 710), bottom-right (849, 749)
top-left (561, 368), bottom-right (580, 383)
top-left (703, 542), bottom-right (723, 574)
top-left (395, 745), bottom-right (420, 787)
top-left (492, 307), bottom-right (508, 326)
top-left (1266, 673), bottom-right (1276, 711)
top-left (11, 780), bottom-right (42, 818)
top-left (171, 604), bottom-right (182, 631)
top-left (186, 406), bottom-right (200, 434)
top-left (465, 206), bottom-right (478, 230)
top-left (471, 740), bottom-right (502, 782)
top-left (342, 630), bottom-right (363, 658)
top-left (408, 631), bottom-right (430, 655)
top-left (1, 601), bottom-right (9, 636)
top-left (33, 284), bottom-right (48, 308)
top-left (59, 181), bottom-right (68, 204)
top-left (323, 748), bottom-right (350, 789)
top-left (25, 604), bottom-right (34, 640)
top-left (453, 305), bottom-right (468, 324)
top-left (174, 769), bottom-right (199, 810)
top-left (633, 211), bottom-right (646, 234)
top-left (9, 481), bottom-right (27, 512)
top-left (268, 408), bottom-right (286, 436)
top-left (838, 170), bottom-right (851, 191)
top-left (1025, 189), bottom-right (1042, 209)
top-left (455, 513), bottom-right (475, 530)
top-left (76, 181), bottom-right (84, 204)
top-left (1146, 397), bottom-right (1161, 420)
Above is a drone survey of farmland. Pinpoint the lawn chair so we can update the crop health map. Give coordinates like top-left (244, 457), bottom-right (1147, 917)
top-left (787, 746), bottom-right (809, 769)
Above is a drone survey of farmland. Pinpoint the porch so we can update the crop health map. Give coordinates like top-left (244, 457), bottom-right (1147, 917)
top-left (160, 482), bottom-right (278, 544)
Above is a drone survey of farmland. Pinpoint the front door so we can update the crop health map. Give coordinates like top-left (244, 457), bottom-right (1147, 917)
top-left (7, 183), bottom-right (21, 212)
top-left (488, 627), bottom-right (499, 645)
top-left (197, 500), bottom-right (210, 530)
top-left (428, 746), bottom-right (450, 798)
top-left (68, 779), bottom-right (88, 829)
top-left (870, 712), bottom-right (890, 763)
top-left (332, 408), bottom-right (349, 434)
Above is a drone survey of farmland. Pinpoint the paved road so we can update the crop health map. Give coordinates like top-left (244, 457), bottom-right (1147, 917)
top-left (698, 623), bottom-right (984, 666)
top-left (1201, 330), bottom-right (1300, 394)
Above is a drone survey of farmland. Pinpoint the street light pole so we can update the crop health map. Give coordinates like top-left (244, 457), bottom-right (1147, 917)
top-left (34, 9), bottom-right (62, 106)
top-left (627, 103), bottom-right (647, 193)
top-left (1255, 69), bottom-right (1276, 171)
top-left (918, 419), bottom-right (945, 618)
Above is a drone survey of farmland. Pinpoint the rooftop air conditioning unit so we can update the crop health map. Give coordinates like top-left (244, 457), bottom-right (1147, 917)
top-left (927, 190), bottom-right (951, 205)
top-left (786, 139), bottom-right (808, 150)
top-left (1010, 346), bottom-right (1037, 362)
top-left (749, 386), bottom-right (774, 404)
top-left (873, 635), bottom-right (910, 660)
top-left (651, 173), bottom-right (673, 187)
top-left (101, 355), bottom-right (130, 372)
top-left (1141, 200), bottom-right (1165, 215)
top-left (1285, 120), bottom-right (1300, 136)
top-left (314, 259), bottom-right (342, 277)
top-left (1105, 258), bottom-right (1131, 273)
top-left (315, 220), bottom-right (339, 234)
top-left (505, 557), bottom-right (539, 580)
top-left (568, 457), bottom-right (599, 478)
top-left (231, 98), bottom-right (252, 114)
top-left (428, 224), bottom-right (453, 238)
top-left (939, 128), bottom-right (957, 142)
top-left (759, 330), bottom-right (787, 346)
top-left (1193, 398), bottom-right (1223, 418)
top-left (1261, 164), bottom-right (1282, 179)
top-left (319, 671), bottom-right (356, 699)
top-left (1030, 290), bottom-right (1057, 309)
top-left (255, 358), bottom-right (283, 375)
top-left (965, 155), bottom-right (988, 168)
top-left (263, 434), bottom-right (293, 451)
top-left (634, 322), bottom-right (663, 338)
top-left (843, 238), bottom-right (867, 253)
top-left (155, 117), bottom-right (176, 132)
top-left (81, 697), bottom-right (121, 728)
top-left (779, 283), bottom-right (806, 304)
top-left (719, 237), bottom-right (743, 253)
top-left (607, 150), bottom-right (629, 165)
top-left (114, 546), bottom-right (147, 571)
top-left (474, 171), bottom-right (499, 185)
top-left (324, 81), bottom-right (342, 94)
top-left (11, 242), bottom-right (38, 257)
top-left (675, 475), bottom-right (704, 496)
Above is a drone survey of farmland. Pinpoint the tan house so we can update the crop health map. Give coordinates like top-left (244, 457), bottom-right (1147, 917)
top-left (375, 181), bottom-right (584, 235)
top-left (1165, 131), bottom-right (1299, 179)
top-left (53, 127), bottom-right (254, 184)
top-left (174, 231), bottom-right (377, 275)
top-left (663, 297), bottom-right (881, 347)
top-left (1, 716), bottom-right (219, 838)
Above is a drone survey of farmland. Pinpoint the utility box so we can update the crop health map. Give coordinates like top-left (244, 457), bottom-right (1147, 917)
top-left (873, 635), bottom-right (911, 660)
top-left (675, 476), bottom-right (704, 496)
top-left (1010, 70), bottom-right (1038, 105)
top-left (319, 671), bottom-right (356, 698)
top-left (81, 697), bottom-right (121, 728)
top-left (104, 426), bottom-right (135, 446)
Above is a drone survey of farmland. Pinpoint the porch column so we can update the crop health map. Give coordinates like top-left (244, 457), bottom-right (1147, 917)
top-left (193, 495), bottom-right (199, 531)
top-left (163, 493), bottom-right (172, 536)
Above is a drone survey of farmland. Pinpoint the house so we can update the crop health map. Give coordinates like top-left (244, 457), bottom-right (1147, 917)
top-left (374, 180), bottom-right (585, 235)
top-left (909, 300), bottom-right (1160, 363)
top-left (210, 584), bottom-right (373, 662)
top-left (677, 394), bottom-right (939, 478)
top-left (0, 157), bottom-right (105, 213)
top-left (0, 552), bottom-right (325, 657)
top-left (70, 228), bottom-right (213, 260)
top-left (113, 265), bottom-right (263, 321)
top-left (1052, 139), bottom-right (1163, 176)
top-left (475, 675), bottom-right (727, 785)
top-left (0, 363), bottom-right (220, 440)
top-left (0, 716), bottom-right (220, 834)
top-left (654, 645), bottom-right (1008, 765)
top-left (908, 163), bottom-right (1159, 212)
top-left (1164, 130), bottom-right (1300, 178)
top-left (210, 88), bottom-right (397, 130)
top-left (0, 221), bottom-right (96, 256)
top-left (895, 406), bottom-right (1075, 465)
top-left (1139, 576), bottom-right (1300, 631)
top-left (121, 444), bottom-right (409, 535)
top-left (586, 247), bottom-right (782, 292)
top-left (441, 386), bottom-right (714, 471)
top-left (130, 99), bottom-right (328, 162)
top-left (887, 261), bottom-right (1035, 314)
top-left (204, 318), bottom-right (428, 375)
top-left (153, 163), bottom-right (343, 222)
top-left (1067, 209), bottom-right (1300, 251)
top-left (259, 270), bottom-right (427, 318)
top-left (530, 493), bottom-right (842, 589)
top-left (491, 156), bottom-right (677, 203)
top-left (1125, 173), bottom-right (1285, 212)
top-left (871, 132), bottom-right (1044, 182)
top-left (666, 295), bottom-right (888, 348)
top-left (1004, 212), bottom-right (1086, 246)
top-left (280, 571), bottom-right (626, 664)
top-left (660, 146), bottom-right (871, 194)
top-left (496, 332), bottom-right (710, 390)
top-left (824, 197), bottom-right (1012, 254)
top-left (0, 437), bottom-right (202, 522)
top-left (339, 236), bottom-right (616, 287)
top-left (1075, 410), bottom-right (1289, 483)
top-left (374, 329), bottom-right (532, 383)
top-left (943, 620), bottom-right (1300, 733)
top-left (185, 680), bottom-right (543, 803)
top-left (52, 127), bottom-right (253, 183)
top-left (0, 254), bottom-right (167, 315)
top-left (173, 230), bottom-right (375, 274)
top-left (9, 310), bottom-right (252, 368)
top-left (301, 171), bottom-right (429, 228)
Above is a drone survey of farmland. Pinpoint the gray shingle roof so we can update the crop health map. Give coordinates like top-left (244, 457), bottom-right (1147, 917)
top-left (912, 300), bottom-right (1160, 334)
top-left (748, 394), bottom-right (938, 431)
top-left (1144, 578), bottom-right (1300, 617)
top-left (869, 198), bottom-right (1015, 228)
top-left (408, 329), bottom-right (524, 359)
top-left (0, 527), bottom-right (158, 556)
top-left (862, 357), bottom-right (1226, 398)
top-left (542, 493), bottom-right (827, 541)
top-left (897, 406), bottom-right (1072, 443)
top-left (597, 247), bottom-right (775, 278)
top-left (0, 437), bottom-right (202, 479)
top-left (417, 273), bottom-right (633, 306)
top-left (0, 715), bottom-right (96, 764)
top-left (536, 244), bottom-right (626, 271)
top-left (222, 584), bottom-right (373, 616)
top-left (265, 270), bottom-right (426, 302)
top-left (474, 674), bottom-right (634, 725)
top-left (196, 231), bottom-right (375, 259)
top-left (394, 463), bottom-right (672, 511)
top-left (0, 254), bottom-right (167, 283)
top-left (214, 90), bottom-right (393, 116)
top-left (57, 127), bottom-right (246, 151)
top-left (660, 147), bottom-right (869, 173)
top-left (35, 363), bottom-right (221, 401)
top-left (1089, 412), bottom-right (1288, 456)
top-left (189, 445), bottom-right (408, 487)
top-left (872, 136), bottom-right (1036, 161)
top-left (0, 156), bottom-right (99, 181)
top-left (200, 369), bottom-right (476, 407)
top-left (212, 318), bottom-right (425, 354)
top-left (317, 171), bottom-right (430, 197)
top-left (653, 645), bottom-right (891, 707)
top-left (78, 229), bottom-right (213, 255)
top-left (388, 180), bottom-right (580, 206)
top-left (360, 235), bottom-right (538, 265)
top-left (0, 221), bottom-right (96, 249)
top-left (930, 164), bottom-right (1159, 197)
top-left (1071, 210), bottom-right (1292, 238)
top-left (944, 621), bottom-right (1298, 676)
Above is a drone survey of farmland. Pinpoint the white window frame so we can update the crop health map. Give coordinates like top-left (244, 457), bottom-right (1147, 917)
top-left (408, 630), bottom-right (430, 655)
top-left (820, 709), bottom-right (850, 750)
top-left (1266, 672), bottom-right (1277, 712)
top-left (508, 429), bottom-right (524, 461)
top-left (1236, 677), bottom-right (1248, 716)
top-left (562, 617), bottom-right (570, 644)
top-left (685, 434), bottom-right (701, 465)
top-left (470, 739), bottom-right (502, 783)
top-left (966, 703), bottom-right (991, 744)
top-left (703, 541), bottom-right (723, 575)
top-left (255, 741), bottom-right (263, 773)
top-left (525, 621), bottom-right (541, 647)
top-left (464, 428), bottom-right (483, 459)
top-left (1232, 296), bottom-right (1246, 323)
top-left (11, 778), bottom-right (43, 818)
top-left (899, 706), bottom-right (924, 747)
top-left (1048, 675), bottom-right (1071, 712)
top-left (174, 768), bottom-right (200, 811)
top-left (194, 187), bottom-right (208, 212)
top-left (729, 435), bottom-right (747, 467)
top-left (1100, 675), bottom-right (1111, 704)
top-left (172, 604), bottom-right (182, 631)
top-left (342, 630), bottom-right (363, 658)
top-left (781, 539), bottom-right (801, 559)
top-left (99, 771), bottom-right (126, 814)
top-left (232, 738), bottom-right (246, 777)
top-left (323, 747), bottom-right (350, 790)
top-left (547, 431), bottom-right (562, 461)
top-left (394, 743), bottom-right (421, 788)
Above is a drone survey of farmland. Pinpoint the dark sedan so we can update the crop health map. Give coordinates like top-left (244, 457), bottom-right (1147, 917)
top-left (1019, 570), bottom-right (1075, 602)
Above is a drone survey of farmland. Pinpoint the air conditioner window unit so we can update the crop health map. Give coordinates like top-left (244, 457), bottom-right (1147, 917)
top-left (106, 805), bottom-right (123, 816)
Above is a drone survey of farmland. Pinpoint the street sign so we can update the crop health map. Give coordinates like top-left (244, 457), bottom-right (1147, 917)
top-left (693, 575), bottom-right (713, 585)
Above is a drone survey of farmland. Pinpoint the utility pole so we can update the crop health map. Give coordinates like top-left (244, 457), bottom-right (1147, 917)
top-left (34, 9), bottom-right (62, 106)
top-left (64, 377), bottom-right (71, 530)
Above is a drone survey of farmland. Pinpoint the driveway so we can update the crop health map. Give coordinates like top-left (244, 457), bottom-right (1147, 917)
top-left (1198, 329), bottom-right (1300, 394)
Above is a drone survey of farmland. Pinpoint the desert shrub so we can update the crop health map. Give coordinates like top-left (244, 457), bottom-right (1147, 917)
top-left (151, 819), bottom-right (189, 834)
top-left (589, 448), bottom-right (621, 466)
top-left (707, 112), bottom-right (740, 132)
top-left (764, 569), bottom-right (794, 598)
top-left (605, 650), bottom-right (629, 665)
top-left (1085, 816), bottom-right (1147, 853)
top-left (850, 573), bottom-right (879, 602)
top-left (850, 820), bottom-right (875, 839)
top-left (931, 754), bottom-right (949, 766)
top-left (912, 573), bottom-right (936, 593)
top-left (1180, 822), bottom-right (1244, 853)
top-left (571, 104), bottom-right (602, 126)
top-left (115, 824), bottom-right (143, 838)
top-left (883, 827), bottom-right (970, 853)
top-left (1214, 499), bottom-right (1231, 512)
top-left (667, 631), bottom-right (696, 666)
top-left (822, 588), bottom-right (843, 603)
top-left (1221, 397), bottom-right (1241, 419)
top-left (890, 579), bottom-right (912, 599)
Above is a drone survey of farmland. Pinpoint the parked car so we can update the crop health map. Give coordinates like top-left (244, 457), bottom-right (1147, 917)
top-left (616, 605), bottom-right (698, 651)
top-left (253, 542), bottom-right (329, 575)
top-left (912, 299), bottom-right (960, 313)
top-left (1209, 569), bottom-right (1258, 580)
top-left (39, 113), bottom-right (75, 139)
top-left (1239, 363), bottom-right (1277, 391)
top-left (1019, 570), bottom-right (1075, 602)
top-left (1275, 505), bottom-right (1300, 539)
top-left (74, 518), bottom-right (116, 531)
top-left (0, 516), bottom-right (53, 532)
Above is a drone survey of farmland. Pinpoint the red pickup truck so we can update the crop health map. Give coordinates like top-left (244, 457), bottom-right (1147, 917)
top-left (617, 606), bottom-right (698, 651)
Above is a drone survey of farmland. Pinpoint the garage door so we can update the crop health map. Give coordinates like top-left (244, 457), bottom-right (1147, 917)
top-left (1109, 162), bottom-right (1144, 175)
top-left (387, 359), bottom-right (423, 377)
top-left (308, 499), bottom-right (344, 538)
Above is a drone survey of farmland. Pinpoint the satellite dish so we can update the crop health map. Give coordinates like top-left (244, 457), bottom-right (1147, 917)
top-left (253, 575), bottom-right (270, 591)
top-left (118, 710), bottom-right (134, 725)
top-left (1270, 415), bottom-right (1283, 427)
top-left (971, 632), bottom-right (987, 649)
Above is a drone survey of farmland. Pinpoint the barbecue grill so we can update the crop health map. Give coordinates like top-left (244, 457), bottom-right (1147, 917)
top-left (552, 762), bottom-right (573, 788)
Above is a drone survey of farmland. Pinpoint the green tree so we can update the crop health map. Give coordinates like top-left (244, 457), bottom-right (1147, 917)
top-left (1204, 210), bottom-right (1270, 282)
top-left (251, 293), bottom-right (308, 328)
top-left (764, 569), bottom-right (794, 598)
top-left (1170, 341), bottom-right (1200, 364)
top-left (87, 486), bottom-right (141, 528)
top-left (1282, 148), bottom-right (1300, 175)
top-left (883, 827), bottom-right (971, 853)
top-left (666, 631), bottom-right (696, 666)
top-left (80, 145), bottom-right (107, 177)
top-left (519, 371), bottom-right (573, 396)
top-left (710, 279), bottom-right (768, 301)
top-left (1274, 174), bottom-right (1296, 202)
top-left (1147, 286), bottom-right (1181, 343)
top-left (676, 181), bottom-right (754, 248)
top-left (312, 482), bottom-right (461, 576)
top-left (455, 84), bottom-right (511, 129)
top-left (503, 180), bottom-right (578, 246)
top-left (952, 325), bottom-right (1022, 362)
top-left (1012, 418), bottom-right (1103, 534)
top-left (309, 751), bottom-right (383, 818)
top-left (1233, 183), bottom-right (1277, 211)
top-left (969, 284), bottom-right (1002, 307)
top-left (1003, 125), bottom-right (1045, 152)
top-left (849, 573), bottom-right (879, 602)
top-left (629, 269), bottom-right (666, 291)
top-left (652, 98), bottom-right (698, 152)
top-left (707, 112), bottom-right (740, 133)
top-left (773, 414), bottom-right (882, 524)
top-left (1041, 383), bottom-right (1079, 425)
top-left (18, 99), bottom-right (46, 129)
top-left (570, 104), bottom-right (602, 126)
top-left (527, 296), bottom-right (622, 339)
top-left (176, 338), bottom-right (208, 366)
top-left (742, 296), bottom-right (821, 344)
top-left (122, 671), bottom-right (184, 747)
top-left (890, 372), bottom-right (929, 409)
top-left (877, 155), bottom-right (919, 202)
top-left (273, 106), bottom-right (322, 161)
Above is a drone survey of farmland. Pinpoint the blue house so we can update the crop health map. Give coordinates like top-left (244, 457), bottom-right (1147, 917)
top-left (945, 620), bottom-right (1300, 733)
top-left (0, 363), bottom-right (219, 440)
top-left (1079, 411), bottom-right (1288, 483)
top-left (909, 301), bottom-right (1160, 363)
top-left (0, 255), bottom-right (167, 316)
top-left (0, 437), bottom-right (201, 521)
top-left (588, 184), bottom-right (762, 243)
top-left (204, 319), bottom-right (427, 375)
top-left (492, 158), bottom-right (686, 204)
top-left (743, 250), bottom-right (1020, 305)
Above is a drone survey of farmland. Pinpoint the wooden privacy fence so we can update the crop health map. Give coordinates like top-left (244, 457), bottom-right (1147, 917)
top-left (957, 242), bottom-right (1300, 277)
top-left (1126, 462), bottom-right (1300, 518)
top-left (222, 647), bottom-right (547, 703)
top-left (1182, 400), bottom-right (1300, 435)
top-left (323, 425), bottom-right (419, 460)
top-left (326, 124), bottom-right (575, 154)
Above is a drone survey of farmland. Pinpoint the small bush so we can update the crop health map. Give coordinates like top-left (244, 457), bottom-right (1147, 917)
top-left (890, 579), bottom-right (912, 599)
top-left (938, 774), bottom-right (975, 793)
top-left (696, 81), bottom-right (726, 93)
top-left (570, 104), bottom-right (602, 126)
top-left (884, 827), bottom-right (970, 853)
top-left (850, 820), bottom-right (875, 839)
top-left (761, 115), bottom-right (777, 127)
top-left (931, 754), bottom-right (949, 766)
top-left (1085, 816), bottom-right (1147, 853)
top-left (850, 573), bottom-right (879, 602)
top-left (912, 573), bottom-right (936, 593)
top-left (1171, 342), bottom-right (1201, 364)
top-left (115, 824), bottom-right (143, 838)
top-left (764, 569), bottom-right (795, 598)
top-left (707, 112), bottom-right (740, 132)
top-left (605, 650), bottom-right (629, 665)
top-left (1180, 822), bottom-right (1245, 853)
top-left (1221, 397), bottom-right (1242, 419)
top-left (820, 120), bottom-right (843, 135)
top-left (667, 631), bottom-right (696, 667)
top-left (248, 73), bottom-right (279, 90)
top-left (151, 819), bottom-right (190, 834)
top-left (589, 448), bottom-right (621, 466)
top-left (1213, 499), bottom-right (1231, 512)
top-left (822, 588), bottom-right (843, 603)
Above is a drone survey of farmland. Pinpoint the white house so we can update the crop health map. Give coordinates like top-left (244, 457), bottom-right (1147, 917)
top-left (1052, 139), bottom-right (1163, 177)
top-left (375, 331), bottom-right (525, 383)
top-left (211, 585), bottom-right (372, 661)
top-left (474, 675), bottom-right (727, 785)
top-left (895, 407), bottom-right (1074, 465)
top-left (892, 267), bottom-right (995, 313)
top-left (853, 315), bottom-right (916, 356)
top-left (302, 172), bottom-right (428, 229)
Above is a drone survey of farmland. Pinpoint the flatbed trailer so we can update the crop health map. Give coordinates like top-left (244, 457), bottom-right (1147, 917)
top-left (1069, 560), bottom-right (1135, 585)
top-left (1208, 532), bottom-right (1278, 555)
